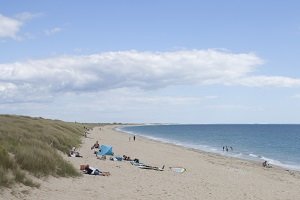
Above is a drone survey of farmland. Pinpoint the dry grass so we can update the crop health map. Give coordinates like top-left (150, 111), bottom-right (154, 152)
top-left (0, 115), bottom-right (89, 188)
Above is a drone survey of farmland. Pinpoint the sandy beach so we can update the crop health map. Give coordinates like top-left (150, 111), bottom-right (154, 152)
top-left (3, 125), bottom-right (300, 200)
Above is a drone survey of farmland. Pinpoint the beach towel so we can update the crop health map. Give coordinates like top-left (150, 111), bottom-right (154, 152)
top-left (137, 165), bottom-right (165, 171)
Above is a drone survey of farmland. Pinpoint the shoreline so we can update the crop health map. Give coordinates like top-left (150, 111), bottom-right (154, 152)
top-left (116, 124), bottom-right (300, 172)
top-left (115, 125), bottom-right (300, 175)
top-left (3, 124), bottom-right (300, 200)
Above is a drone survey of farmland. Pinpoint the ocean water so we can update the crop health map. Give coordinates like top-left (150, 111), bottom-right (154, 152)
top-left (118, 124), bottom-right (300, 171)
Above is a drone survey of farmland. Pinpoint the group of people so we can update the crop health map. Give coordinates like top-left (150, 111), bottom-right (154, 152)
top-left (83, 126), bottom-right (91, 138)
top-left (222, 146), bottom-right (233, 152)
top-left (79, 140), bottom-right (110, 176)
top-left (68, 128), bottom-right (112, 176)
top-left (129, 135), bottom-right (136, 142)
top-left (72, 131), bottom-right (142, 176)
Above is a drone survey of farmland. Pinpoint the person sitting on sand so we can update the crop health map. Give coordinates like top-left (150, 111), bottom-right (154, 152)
top-left (91, 141), bottom-right (100, 150)
top-left (262, 160), bottom-right (272, 168)
top-left (69, 147), bottom-right (82, 157)
top-left (83, 165), bottom-right (110, 176)
top-left (262, 160), bottom-right (267, 167)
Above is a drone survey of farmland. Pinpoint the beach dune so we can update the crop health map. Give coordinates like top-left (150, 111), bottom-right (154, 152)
top-left (3, 125), bottom-right (300, 200)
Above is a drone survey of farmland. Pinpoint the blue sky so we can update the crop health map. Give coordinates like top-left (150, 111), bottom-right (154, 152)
top-left (1, 0), bottom-right (300, 123)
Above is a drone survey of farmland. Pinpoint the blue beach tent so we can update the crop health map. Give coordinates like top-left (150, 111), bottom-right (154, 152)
top-left (98, 145), bottom-right (113, 156)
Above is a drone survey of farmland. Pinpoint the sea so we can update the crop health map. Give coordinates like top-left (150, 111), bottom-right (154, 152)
top-left (117, 124), bottom-right (300, 171)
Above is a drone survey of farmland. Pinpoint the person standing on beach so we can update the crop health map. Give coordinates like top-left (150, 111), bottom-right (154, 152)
top-left (133, 135), bottom-right (136, 141)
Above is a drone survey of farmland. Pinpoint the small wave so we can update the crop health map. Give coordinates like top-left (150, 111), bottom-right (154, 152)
top-left (116, 127), bottom-right (138, 135)
top-left (249, 153), bottom-right (259, 158)
top-left (254, 156), bottom-right (300, 171)
top-left (232, 152), bottom-right (243, 157)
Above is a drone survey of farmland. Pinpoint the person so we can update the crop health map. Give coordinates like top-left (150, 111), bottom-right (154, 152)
top-left (122, 155), bottom-right (139, 163)
top-left (91, 141), bottom-right (100, 150)
top-left (83, 165), bottom-right (110, 176)
top-left (262, 160), bottom-right (267, 167)
top-left (123, 155), bottom-right (131, 161)
top-left (133, 135), bottom-right (136, 141)
top-left (222, 146), bottom-right (225, 151)
top-left (230, 146), bottom-right (233, 151)
top-left (69, 147), bottom-right (82, 157)
top-left (262, 160), bottom-right (272, 168)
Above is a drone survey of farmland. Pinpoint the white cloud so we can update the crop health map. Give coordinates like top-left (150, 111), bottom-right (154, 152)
top-left (1, 49), bottom-right (300, 104)
top-left (0, 14), bottom-right (22, 38)
top-left (0, 12), bottom-right (38, 39)
top-left (237, 76), bottom-right (300, 87)
top-left (0, 81), bottom-right (52, 104)
top-left (0, 49), bottom-right (262, 89)
top-left (44, 27), bottom-right (62, 36)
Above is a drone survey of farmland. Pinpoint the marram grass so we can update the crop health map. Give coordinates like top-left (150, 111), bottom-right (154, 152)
top-left (0, 115), bottom-right (88, 188)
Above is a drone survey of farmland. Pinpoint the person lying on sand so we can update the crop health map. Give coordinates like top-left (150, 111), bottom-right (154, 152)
top-left (137, 164), bottom-right (165, 171)
top-left (123, 155), bottom-right (139, 163)
top-left (123, 155), bottom-right (131, 161)
top-left (82, 164), bottom-right (110, 176)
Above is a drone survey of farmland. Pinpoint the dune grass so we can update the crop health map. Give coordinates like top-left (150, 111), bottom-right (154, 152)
top-left (0, 115), bottom-right (89, 188)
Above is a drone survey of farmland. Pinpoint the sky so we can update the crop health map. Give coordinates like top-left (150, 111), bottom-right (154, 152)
top-left (1, 0), bottom-right (300, 123)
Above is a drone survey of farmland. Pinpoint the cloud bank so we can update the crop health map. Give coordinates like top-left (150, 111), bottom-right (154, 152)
top-left (1, 49), bottom-right (300, 103)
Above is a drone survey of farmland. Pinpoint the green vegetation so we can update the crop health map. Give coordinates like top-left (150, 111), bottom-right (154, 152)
top-left (0, 115), bottom-right (88, 188)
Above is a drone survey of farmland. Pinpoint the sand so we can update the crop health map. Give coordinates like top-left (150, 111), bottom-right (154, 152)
top-left (2, 125), bottom-right (300, 200)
